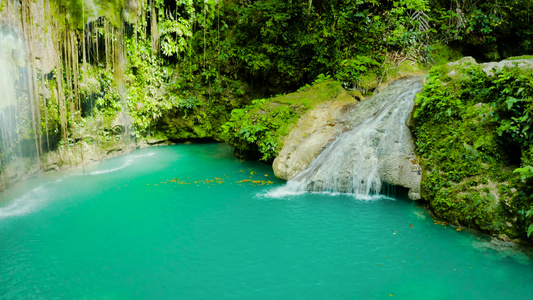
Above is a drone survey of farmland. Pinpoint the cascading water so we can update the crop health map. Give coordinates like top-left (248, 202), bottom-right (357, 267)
top-left (0, 27), bottom-right (37, 192)
top-left (0, 30), bottom-right (25, 154)
top-left (273, 77), bottom-right (423, 197)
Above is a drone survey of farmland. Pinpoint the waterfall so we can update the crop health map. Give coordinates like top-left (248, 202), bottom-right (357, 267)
top-left (271, 77), bottom-right (423, 198)
top-left (0, 29), bottom-right (25, 152)
top-left (0, 27), bottom-right (38, 192)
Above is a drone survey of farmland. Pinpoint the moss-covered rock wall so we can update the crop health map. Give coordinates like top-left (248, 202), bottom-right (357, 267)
top-left (411, 57), bottom-right (533, 242)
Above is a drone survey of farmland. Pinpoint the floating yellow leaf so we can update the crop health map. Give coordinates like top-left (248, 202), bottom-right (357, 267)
top-left (236, 179), bottom-right (252, 183)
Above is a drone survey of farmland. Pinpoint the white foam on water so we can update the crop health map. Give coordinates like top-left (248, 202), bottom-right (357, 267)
top-left (88, 152), bottom-right (155, 175)
top-left (259, 186), bottom-right (308, 198)
top-left (0, 186), bottom-right (48, 219)
top-left (89, 159), bottom-right (133, 175)
top-left (259, 185), bottom-right (394, 201)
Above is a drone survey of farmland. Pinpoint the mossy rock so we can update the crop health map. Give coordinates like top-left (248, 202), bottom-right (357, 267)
top-left (412, 58), bottom-right (533, 242)
top-left (223, 79), bottom-right (356, 161)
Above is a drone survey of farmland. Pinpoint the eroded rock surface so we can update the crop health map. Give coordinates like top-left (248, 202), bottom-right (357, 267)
top-left (273, 101), bottom-right (354, 180)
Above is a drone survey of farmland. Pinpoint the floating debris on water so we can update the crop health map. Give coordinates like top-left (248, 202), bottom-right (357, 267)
top-left (147, 170), bottom-right (276, 187)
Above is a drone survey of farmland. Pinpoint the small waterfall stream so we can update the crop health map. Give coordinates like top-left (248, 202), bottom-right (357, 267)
top-left (273, 77), bottom-right (423, 197)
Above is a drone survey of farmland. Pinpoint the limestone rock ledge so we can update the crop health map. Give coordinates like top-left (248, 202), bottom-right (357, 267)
top-left (273, 101), bottom-right (354, 180)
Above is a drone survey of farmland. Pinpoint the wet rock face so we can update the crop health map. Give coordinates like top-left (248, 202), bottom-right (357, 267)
top-left (273, 101), bottom-right (352, 181)
top-left (379, 155), bottom-right (422, 200)
top-left (0, 0), bottom-right (57, 75)
top-left (273, 77), bottom-right (423, 200)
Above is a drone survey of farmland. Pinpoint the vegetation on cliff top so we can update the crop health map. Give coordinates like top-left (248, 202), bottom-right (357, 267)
top-left (412, 59), bottom-right (533, 240)
top-left (222, 76), bottom-right (358, 161)
top-left (3, 0), bottom-right (532, 163)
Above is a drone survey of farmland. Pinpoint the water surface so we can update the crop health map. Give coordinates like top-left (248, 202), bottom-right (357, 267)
top-left (0, 144), bottom-right (531, 299)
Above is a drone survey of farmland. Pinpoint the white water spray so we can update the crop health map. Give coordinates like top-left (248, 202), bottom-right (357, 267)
top-left (0, 185), bottom-right (48, 219)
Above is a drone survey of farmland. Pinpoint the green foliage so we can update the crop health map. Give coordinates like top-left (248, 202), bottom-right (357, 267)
top-left (222, 79), bottom-right (353, 161)
top-left (491, 68), bottom-right (533, 147)
top-left (336, 56), bottom-right (381, 91)
top-left (430, 0), bottom-right (533, 60)
top-left (413, 63), bottom-right (533, 239)
top-left (514, 166), bottom-right (533, 181)
top-left (159, 17), bottom-right (192, 57)
top-left (222, 101), bottom-right (299, 161)
top-left (224, 0), bottom-right (435, 93)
